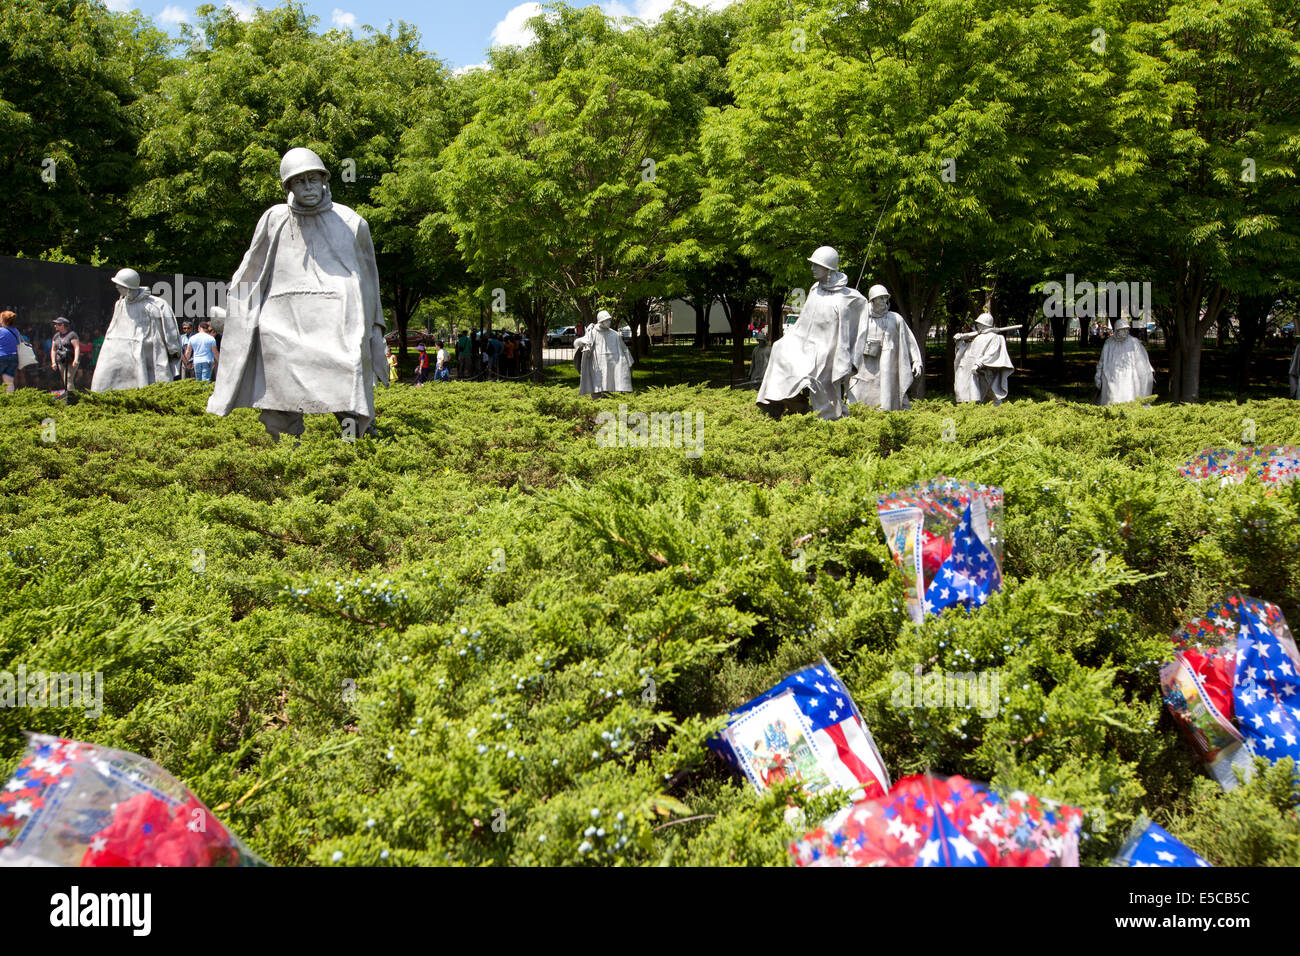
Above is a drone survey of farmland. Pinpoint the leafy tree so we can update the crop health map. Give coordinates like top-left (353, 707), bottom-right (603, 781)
top-left (1112, 0), bottom-right (1300, 402)
top-left (435, 3), bottom-right (705, 373)
top-left (0, 0), bottom-right (173, 261)
top-left (703, 0), bottom-right (1120, 397)
top-left (131, 2), bottom-right (453, 342)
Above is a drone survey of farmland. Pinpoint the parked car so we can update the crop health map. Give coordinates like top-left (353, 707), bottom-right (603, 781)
top-left (547, 326), bottom-right (577, 347)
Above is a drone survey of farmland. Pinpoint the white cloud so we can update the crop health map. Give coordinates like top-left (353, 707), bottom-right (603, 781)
top-left (490, 0), bottom-right (732, 49)
top-left (604, 0), bottom-right (732, 24)
top-left (224, 0), bottom-right (255, 20)
top-left (453, 62), bottom-right (489, 76)
top-left (158, 4), bottom-right (190, 25)
top-left (332, 8), bottom-right (357, 29)
top-left (490, 3), bottom-right (542, 47)
top-left (103, 0), bottom-right (134, 12)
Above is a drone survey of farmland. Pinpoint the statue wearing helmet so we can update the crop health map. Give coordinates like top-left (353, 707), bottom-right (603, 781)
top-left (574, 309), bottom-right (633, 397)
top-left (1095, 311), bottom-right (1154, 405)
top-left (90, 267), bottom-right (183, 392)
top-left (953, 311), bottom-right (1015, 405)
top-left (841, 283), bottom-right (924, 411)
top-left (755, 245), bottom-right (864, 420)
top-left (206, 147), bottom-right (389, 439)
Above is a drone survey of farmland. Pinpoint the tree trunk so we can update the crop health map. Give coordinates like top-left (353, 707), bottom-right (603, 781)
top-left (1168, 268), bottom-right (1228, 404)
top-left (720, 293), bottom-right (757, 383)
top-left (883, 264), bottom-right (942, 400)
top-left (519, 295), bottom-right (549, 383)
top-left (1233, 294), bottom-right (1271, 401)
top-left (767, 288), bottom-right (786, 343)
top-left (1050, 315), bottom-right (1067, 373)
top-left (635, 297), bottom-right (651, 356)
top-left (687, 289), bottom-right (712, 349)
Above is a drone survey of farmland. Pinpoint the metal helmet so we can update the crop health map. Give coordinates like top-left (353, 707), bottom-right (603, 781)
top-left (596, 310), bottom-right (613, 325)
top-left (111, 268), bottom-right (141, 290)
top-left (279, 147), bottom-right (330, 187)
top-left (867, 284), bottom-right (890, 301)
top-left (1112, 315), bottom-right (1132, 330)
top-left (807, 246), bottom-right (839, 271)
top-left (975, 312), bottom-right (995, 328)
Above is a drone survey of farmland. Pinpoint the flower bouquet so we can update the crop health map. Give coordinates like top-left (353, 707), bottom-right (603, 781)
top-left (876, 477), bottom-right (1004, 623)
top-left (789, 773), bottom-right (1082, 867)
top-left (1160, 593), bottom-right (1300, 790)
top-left (0, 733), bottom-right (265, 867)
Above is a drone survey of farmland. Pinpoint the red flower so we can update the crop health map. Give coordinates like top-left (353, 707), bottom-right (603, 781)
top-left (82, 794), bottom-right (240, 867)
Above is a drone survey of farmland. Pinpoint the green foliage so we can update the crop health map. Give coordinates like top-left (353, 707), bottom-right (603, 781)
top-left (2, 382), bottom-right (1297, 864)
top-left (0, 0), bottom-right (174, 261)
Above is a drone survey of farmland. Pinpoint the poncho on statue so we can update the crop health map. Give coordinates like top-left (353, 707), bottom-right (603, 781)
top-left (207, 148), bottom-right (388, 439)
top-left (748, 337), bottom-right (771, 385)
top-left (90, 268), bottom-right (181, 392)
top-left (844, 284), bottom-right (923, 412)
top-left (954, 315), bottom-right (1014, 404)
top-left (1095, 318), bottom-right (1154, 405)
top-left (756, 249), bottom-right (861, 420)
top-left (575, 311), bottom-right (633, 395)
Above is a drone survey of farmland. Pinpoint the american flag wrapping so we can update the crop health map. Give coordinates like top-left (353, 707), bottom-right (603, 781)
top-left (1179, 445), bottom-right (1300, 487)
top-left (876, 478), bottom-right (1003, 623)
top-left (1113, 816), bottom-right (1210, 867)
top-left (709, 659), bottom-right (890, 800)
top-left (1160, 593), bottom-right (1300, 789)
top-left (790, 773), bottom-right (1083, 867)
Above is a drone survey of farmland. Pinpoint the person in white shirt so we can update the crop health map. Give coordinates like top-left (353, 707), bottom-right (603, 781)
top-left (435, 341), bottom-right (450, 381)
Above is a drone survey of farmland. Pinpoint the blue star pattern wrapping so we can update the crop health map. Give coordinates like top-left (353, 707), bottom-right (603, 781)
top-left (790, 773), bottom-right (1083, 867)
top-left (708, 659), bottom-right (891, 800)
top-left (1232, 600), bottom-right (1300, 768)
top-left (1114, 817), bottom-right (1210, 867)
top-left (876, 478), bottom-right (1003, 623)
top-left (1161, 593), bottom-right (1300, 790)
top-left (922, 501), bottom-right (1002, 615)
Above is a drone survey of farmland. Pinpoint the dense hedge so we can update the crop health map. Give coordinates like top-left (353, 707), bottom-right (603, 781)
top-left (2, 382), bottom-right (1299, 865)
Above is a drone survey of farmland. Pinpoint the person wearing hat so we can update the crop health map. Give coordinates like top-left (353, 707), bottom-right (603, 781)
top-left (413, 344), bottom-right (430, 386)
top-left (206, 147), bottom-right (389, 440)
top-left (844, 283), bottom-right (923, 412)
top-left (756, 246), bottom-right (863, 420)
top-left (953, 312), bottom-right (1016, 405)
top-left (49, 317), bottom-right (80, 392)
top-left (574, 309), bottom-right (633, 398)
top-left (1095, 311), bottom-right (1155, 405)
top-left (748, 330), bottom-right (771, 386)
top-left (90, 269), bottom-right (182, 393)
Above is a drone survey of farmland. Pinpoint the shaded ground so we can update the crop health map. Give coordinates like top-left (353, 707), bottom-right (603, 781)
top-left (518, 338), bottom-right (1298, 402)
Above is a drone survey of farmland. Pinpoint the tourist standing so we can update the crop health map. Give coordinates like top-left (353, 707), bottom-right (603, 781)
top-left (51, 317), bottom-right (79, 392)
top-left (0, 311), bottom-right (20, 394)
top-left (187, 321), bottom-right (219, 382)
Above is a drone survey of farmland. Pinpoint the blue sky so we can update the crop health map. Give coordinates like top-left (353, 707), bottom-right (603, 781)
top-left (100, 0), bottom-right (728, 72)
